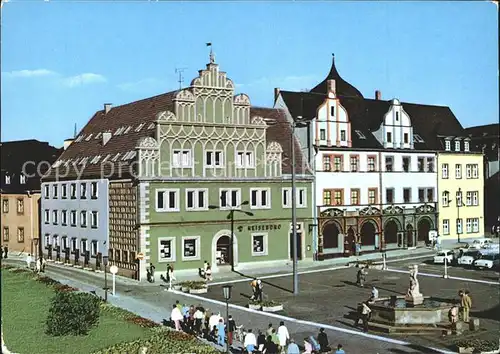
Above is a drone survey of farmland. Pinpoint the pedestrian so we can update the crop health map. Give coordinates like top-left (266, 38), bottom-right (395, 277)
top-left (271, 328), bottom-right (280, 346)
top-left (266, 322), bottom-right (274, 337)
top-left (460, 290), bottom-right (472, 323)
top-left (3, 245), bottom-right (8, 259)
top-left (26, 253), bottom-right (32, 269)
top-left (170, 304), bottom-right (183, 331)
top-left (35, 258), bottom-right (41, 273)
top-left (277, 321), bottom-right (290, 351)
top-left (308, 335), bottom-right (321, 352)
top-left (209, 312), bottom-right (220, 331)
top-left (41, 257), bottom-right (46, 272)
top-left (317, 328), bottom-right (330, 352)
top-left (250, 278), bottom-right (258, 300)
top-left (168, 265), bottom-right (176, 289)
top-left (448, 305), bottom-right (459, 326)
top-left (149, 263), bottom-right (155, 283)
top-left (216, 318), bottom-right (225, 347)
top-left (356, 266), bottom-right (367, 287)
top-left (286, 338), bottom-right (300, 354)
top-left (257, 330), bottom-right (266, 352)
top-left (227, 315), bottom-right (236, 347)
top-left (263, 335), bottom-right (279, 354)
top-left (369, 286), bottom-right (379, 302)
top-left (199, 260), bottom-right (209, 279)
top-left (335, 344), bottom-right (346, 354)
top-left (303, 338), bottom-right (313, 354)
top-left (205, 265), bottom-right (213, 282)
top-left (355, 301), bottom-right (371, 332)
top-left (244, 329), bottom-right (257, 354)
top-left (194, 306), bottom-right (204, 336)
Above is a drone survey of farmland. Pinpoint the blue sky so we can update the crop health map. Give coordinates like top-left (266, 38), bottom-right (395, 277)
top-left (1, 1), bottom-right (498, 147)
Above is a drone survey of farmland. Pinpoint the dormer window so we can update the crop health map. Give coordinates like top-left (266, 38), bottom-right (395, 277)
top-left (85, 134), bottom-right (93, 141)
top-left (386, 132), bottom-right (392, 143)
top-left (330, 106), bottom-right (335, 116)
top-left (445, 140), bottom-right (451, 151)
top-left (355, 130), bottom-right (366, 139)
top-left (20, 175), bottom-right (26, 184)
top-left (464, 141), bottom-right (470, 152)
top-left (5, 176), bottom-right (11, 184)
top-left (403, 133), bottom-right (409, 144)
top-left (413, 134), bottom-right (424, 143)
top-left (320, 129), bottom-right (326, 140)
top-left (135, 123), bottom-right (145, 132)
top-left (454, 140), bottom-right (460, 152)
top-left (340, 130), bottom-right (346, 141)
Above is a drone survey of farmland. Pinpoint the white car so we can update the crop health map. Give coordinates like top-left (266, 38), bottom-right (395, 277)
top-left (434, 250), bottom-right (454, 264)
top-left (471, 238), bottom-right (494, 250)
top-left (457, 250), bottom-right (482, 266)
top-left (474, 253), bottom-right (500, 269)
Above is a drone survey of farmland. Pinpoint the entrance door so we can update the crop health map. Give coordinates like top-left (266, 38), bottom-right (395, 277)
top-left (289, 232), bottom-right (302, 260)
top-left (216, 235), bottom-right (231, 266)
top-left (417, 218), bottom-right (431, 243)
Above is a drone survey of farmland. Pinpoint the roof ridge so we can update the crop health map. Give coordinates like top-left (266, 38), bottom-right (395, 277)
top-left (98, 89), bottom-right (179, 112)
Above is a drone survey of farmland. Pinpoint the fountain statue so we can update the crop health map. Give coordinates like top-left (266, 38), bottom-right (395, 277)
top-left (405, 264), bottom-right (424, 306)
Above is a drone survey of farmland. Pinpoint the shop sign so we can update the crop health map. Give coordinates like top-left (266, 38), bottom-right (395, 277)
top-left (247, 224), bottom-right (282, 232)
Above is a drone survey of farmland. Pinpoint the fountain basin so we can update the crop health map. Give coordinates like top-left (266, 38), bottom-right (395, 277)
top-left (368, 296), bottom-right (455, 325)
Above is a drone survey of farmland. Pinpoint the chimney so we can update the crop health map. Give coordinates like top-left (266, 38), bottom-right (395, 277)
top-left (63, 138), bottom-right (73, 151)
top-left (375, 90), bottom-right (382, 100)
top-left (102, 132), bottom-right (112, 146)
top-left (274, 87), bottom-right (281, 101)
top-left (104, 103), bottom-right (112, 114)
top-left (327, 79), bottom-right (336, 94)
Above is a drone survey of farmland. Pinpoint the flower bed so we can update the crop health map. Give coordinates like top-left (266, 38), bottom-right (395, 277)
top-left (248, 300), bottom-right (262, 310)
top-left (189, 282), bottom-right (208, 294)
top-left (261, 301), bottom-right (283, 313)
top-left (455, 339), bottom-right (499, 354)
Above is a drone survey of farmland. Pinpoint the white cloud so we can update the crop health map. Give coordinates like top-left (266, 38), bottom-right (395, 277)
top-left (62, 73), bottom-right (107, 87)
top-left (2, 69), bottom-right (56, 78)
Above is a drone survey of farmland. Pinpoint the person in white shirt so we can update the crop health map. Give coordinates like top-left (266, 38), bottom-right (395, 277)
top-left (209, 312), bottom-right (221, 331)
top-left (277, 321), bottom-right (290, 349)
top-left (170, 304), bottom-right (183, 331)
top-left (243, 329), bottom-right (257, 353)
top-left (26, 254), bottom-right (32, 269)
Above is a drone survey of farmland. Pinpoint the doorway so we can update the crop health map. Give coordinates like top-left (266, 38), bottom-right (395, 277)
top-left (417, 218), bottom-right (432, 243)
top-left (289, 232), bottom-right (303, 260)
top-left (216, 235), bottom-right (231, 266)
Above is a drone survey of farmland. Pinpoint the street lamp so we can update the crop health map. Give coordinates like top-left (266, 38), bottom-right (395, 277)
top-left (222, 284), bottom-right (232, 354)
top-left (33, 238), bottom-right (39, 265)
top-left (103, 256), bottom-right (109, 302)
top-left (209, 201), bottom-right (254, 271)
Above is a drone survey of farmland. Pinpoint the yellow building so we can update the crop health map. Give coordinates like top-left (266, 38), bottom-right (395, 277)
top-left (437, 145), bottom-right (485, 243)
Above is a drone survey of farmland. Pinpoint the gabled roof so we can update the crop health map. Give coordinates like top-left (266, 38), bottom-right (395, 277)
top-left (465, 123), bottom-right (499, 138)
top-left (43, 91), bottom-right (178, 181)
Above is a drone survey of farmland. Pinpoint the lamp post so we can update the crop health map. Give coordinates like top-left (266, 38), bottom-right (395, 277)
top-left (33, 238), bottom-right (39, 266)
top-left (222, 284), bottom-right (232, 354)
top-left (209, 202), bottom-right (253, 272)
top-left (443, 256), bottom-right (449, 279)
top-left (103, 256), bottom-right (109, 302)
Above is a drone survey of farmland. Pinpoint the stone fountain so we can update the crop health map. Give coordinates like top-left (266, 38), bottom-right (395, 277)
top-left (366, 264), bottom-right (456, 333)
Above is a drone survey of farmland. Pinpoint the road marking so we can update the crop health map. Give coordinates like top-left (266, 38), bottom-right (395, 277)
top-left (170, 289), bottom-right (455, 354)
top-left (386, 268), bottom-right (499, 285)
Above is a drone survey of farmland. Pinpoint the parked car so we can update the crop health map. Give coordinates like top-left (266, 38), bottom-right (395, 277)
top-left (473, 253), bottom-right (500, 269)
top-left (457, 250), bottom-right (482, 267)
top-left (434, 250), bottom-right (455, 264)
top-left (470, 238), bottom-right (494, 250)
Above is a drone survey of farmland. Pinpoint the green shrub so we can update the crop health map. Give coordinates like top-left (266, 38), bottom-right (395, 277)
top-left (46, 291), bottom-right (101, 336)
top-left (262, 300), bottom-right (282, 307)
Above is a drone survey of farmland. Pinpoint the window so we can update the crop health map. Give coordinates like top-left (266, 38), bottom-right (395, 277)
top-left (172, 149), bottom-right (192, 167)
top-left (220, 189), bottom-right (241, 209)
top-left (472, 191), bottom-right (478, 206)
top-left (91, 211), bottom-right (98, 228)
top-left (283, 188), bottom-right (306, 208)
top-left (367, 156), bottom-right (376, 172)
top-left (186, 189), bottom-right (208, 210)
top-left (4, 176), bottom-right (10, 184)
top-left (156, 189), bottom-right (180, 212)
top-left (20, 174), bottom-right (26, 184)
top-left (472, 218), bottom-right (479, 232)
top-left (52, 210), bottom-right (58, 225)
top-left (70, 210), bottom-right (77, 226)
top-left (91, 182), bottom-right (98, 199)
top-left (442, 192), bottom-right (449, 207)
top-left (386, 188), bottom-right (395, 203)
top-left (236, 151), bottom-right (254, 168)
top-left (464, 141), bottom-right (470, 152)
top-left (322, 155), bottom-right (332, 171)
top-left (70, 183), bottom-right (77, 198)
top-left (323, 190), bottom-right (332, 205)
top-left (122, 250), bottom-right (128, 263)
top-left (385, 156), bottom-right (394, 172)
top-left (81, 239), bottom-right (88, 253)
top-left (252, 233), bottom-right (268, 256)
top-left (182, 236), bottom-right (200, 261)
top-left (443, 219), bottom-right (449, 235)
top-left (355, 130), bottom-right (366, 139)
top-left (454, 140), bottom-right (460, 152)
top-left (333, 156), bottom-right (343, 171)
top-left (445, 140), bottom-right (451, 151)
top-left (417, 157), bottom-right (425, 172)
top-left (426, 158), bottom-right (434, 172)
top-left (418, 188), bottom-right (425, 203)
top-left (61, 210), bottom-right (67, 226)
top-left (80, 183), bottom-right (87, 199)
top-left (43, 184), bottom-right (49, 198)
top-left (297, 188), bottom-right (307, 207)
top-left (333, 189), bottom-right (343, 205)
top-left (413, 134), bottom-right (424, 143)
top-left (250, 188), bottom-right (271, 209)
top-left (114, 249), bottom-right (120, 261)
top-left (403, 133), bottom-right (409, 144)
top-left (158, 237), bottom-right (175, 262)
top-left (395, 112), bottom-right (399, 121)
top-left (350, 155), bottom-right (359, 172)
top-left (472, 164), bottom-right (478, 178)
top-left (282, 188), bottom-right (291, 208)
top-left (62, 236), bottom-right (68, 250)
top-left (3, 227), bottom-right (9, 242)
top-left (61, 184), bottom-right (67, 199)
top-left (16, 198), bottom-right (24, 214)
top-left (442, 163), bottom-right (449, 179)
top-left (402, 157), bottom-right (411, 172)
top-left (426, 188), bottom-right (434, 202)
top-left (330, 106), bottom-right (335, 116)
top-left (44, 234), bottom-right (51, 247)
top-left (205, 151), bottom-right (223, 167)
top-left (91, 240), bottom-right (98, 257)
top-left (52, 185), bottom-right (58, 198)
top-left (319, 129), bottom-right (326, 140)
top-left (80, 211), bottom-right (87, 227)
top-left (71, 237), bottom-right (77, 252)
top-left (466, 218), bottom-right (473, 233)
top-left (368, 188), bottom-right (377, 204)
top-left (456, 191), bottom-right (463, 207)
top-left (455, 164), bottom-right (462, 179)
top-left (52, 235), bottom-right (59, 248)
top-left (2, 199), bottom-right (8, 213)
top-left (456, 218), bottom-right (463, 234)
top-left (466, 164), bottom-right (472, 179)
top-left (350, 189), bottom-right (359, 205)
top-left (466, 191), bottom-right (472, 206)
top-left (340, 130), bottom-right (346, 141)
top-left (386, 132), bottom-right (392, 143)
top-left (403, 188), bottom-right (411, 203)
top-left (44, 209), bottom-right (50, 224)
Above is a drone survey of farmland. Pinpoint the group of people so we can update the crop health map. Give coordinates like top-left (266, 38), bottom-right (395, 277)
top-left (449, 290), bottom-right (473, 324)
top-left (198, 260), bottom-right (213, 282)
top-left (25, 253), bottom-right (46, 273)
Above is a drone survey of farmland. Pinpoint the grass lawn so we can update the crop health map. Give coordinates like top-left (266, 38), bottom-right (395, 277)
top-left (1, 269), bottom-right (151, 354)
